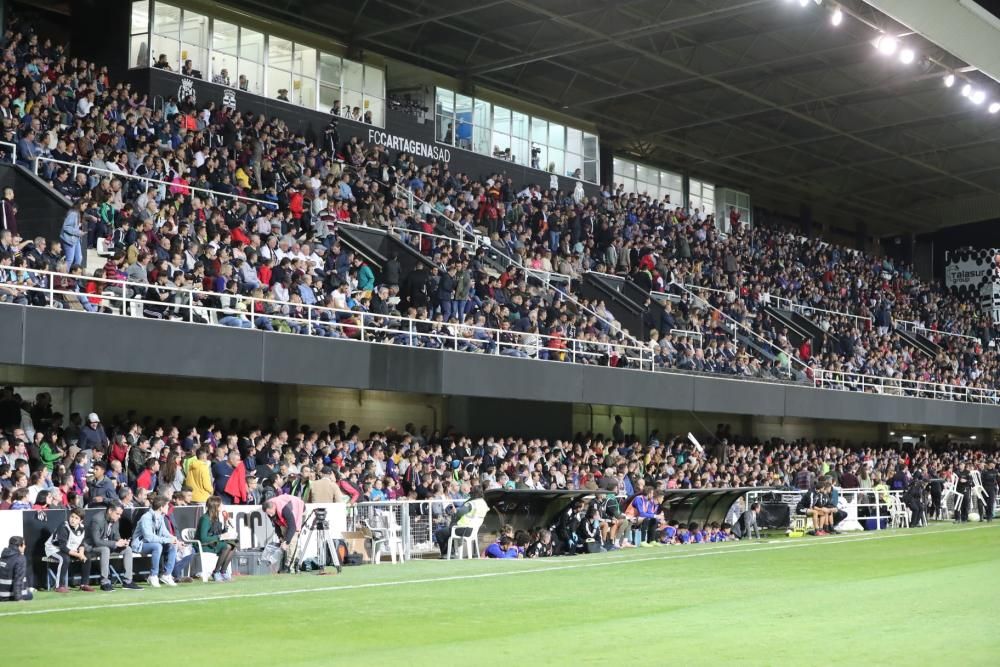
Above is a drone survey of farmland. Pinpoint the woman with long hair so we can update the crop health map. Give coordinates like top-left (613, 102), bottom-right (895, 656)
top-left (160, 452), bottom-right (184, 494)
top-left (196, 495), bottom-right (235, 582)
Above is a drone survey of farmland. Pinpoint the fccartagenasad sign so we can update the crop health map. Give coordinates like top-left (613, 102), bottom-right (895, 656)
top-left (368, 129), bottom-right (451, 162)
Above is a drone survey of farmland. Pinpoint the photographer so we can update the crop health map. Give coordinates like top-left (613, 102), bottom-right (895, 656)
top-left (262, 494), bottom-right (306, 571)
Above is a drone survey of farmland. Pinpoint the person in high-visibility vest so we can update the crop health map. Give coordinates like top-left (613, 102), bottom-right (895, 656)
top-left (435, 486), bottom-right (489, 558)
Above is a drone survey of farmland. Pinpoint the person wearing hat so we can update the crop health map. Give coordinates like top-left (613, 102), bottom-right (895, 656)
top-left (276, 89), bottom-right (289, 102)
top-left (79, 413), bottom-right (109, 450)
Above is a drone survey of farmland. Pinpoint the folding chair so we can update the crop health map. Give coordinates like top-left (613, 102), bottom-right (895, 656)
top-left (181, 528), bottom-right (217, 582)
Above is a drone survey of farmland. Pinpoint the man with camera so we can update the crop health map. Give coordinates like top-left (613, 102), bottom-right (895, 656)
top-left (262, 494), bottom-right (306, 572)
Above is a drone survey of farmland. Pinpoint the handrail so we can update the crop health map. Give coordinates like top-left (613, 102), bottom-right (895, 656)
top-left (33, 156), bottom-right (274, 207)
top-left (672, 281), bottom-right (808, 378)
top-left (0, 265), bottom-right (654, 371)
top-left (0, 140), bottom-right (16, 165)
top-left (895, 318), bottom-right (980, 345)
top-left (766, 294), bottom-right (872, 326)
top-left (811, 368), bottom-right (998, 405)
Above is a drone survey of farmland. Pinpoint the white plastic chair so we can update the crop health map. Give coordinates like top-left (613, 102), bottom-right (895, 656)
top-left (446, 516), bottom-right (484, 560)
top-left (889, 496), bottom-right (910, 528)
top-left (366, 511), bottom-right (403, 564)
top-left (181, 527), bottom-right (217, 582)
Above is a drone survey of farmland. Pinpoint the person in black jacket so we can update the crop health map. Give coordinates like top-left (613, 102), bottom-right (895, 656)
top-left (954, 462), bottom-right (972, 523)
top-left (981, 461), bottom-right (998, 522)
top-left (0, 536), bottom-right (31, 601)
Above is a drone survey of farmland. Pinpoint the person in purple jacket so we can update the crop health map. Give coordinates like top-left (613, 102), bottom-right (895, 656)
top-left (484, 535), bottom-right (519, 559)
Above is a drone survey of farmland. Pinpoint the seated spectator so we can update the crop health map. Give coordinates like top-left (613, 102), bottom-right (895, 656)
top-left (43, 507), bottom-right (86, 592)
top-left (796, 487), bottom-right (834, 536)
top-left (82, 501), bottom-right (141, 591)
top-left (153, 53), bottom-right (173, 71)
top-left (130, 496), bottom-right (179, 587)
top-left (196, 495), bottom-right (235, 582)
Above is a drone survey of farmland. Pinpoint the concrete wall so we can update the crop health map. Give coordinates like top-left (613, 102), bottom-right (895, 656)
top-left (2, 305), bottom-right (1000, 434)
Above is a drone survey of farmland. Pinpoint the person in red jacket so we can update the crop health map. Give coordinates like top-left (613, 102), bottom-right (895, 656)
top-left (288, 186), bottom-right (304, 231)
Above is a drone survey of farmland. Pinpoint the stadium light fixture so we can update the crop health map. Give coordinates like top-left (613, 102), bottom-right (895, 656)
top-left (831, 7), bottom-right (843, 26)
top-left (799, 0), bottom-right (810, 7)
top-left (989, 102), bottom-right (1000, 114)
top-left (944, 73), bottom-right (955, 88)
top-left (971, 89), bottom-right (987, 105)
top-left (875, 35), bottom-right (898, 56)
top-left (961, 83), bottom-right (972, 97)
top-left (899, 48), bottom-right (916, 65)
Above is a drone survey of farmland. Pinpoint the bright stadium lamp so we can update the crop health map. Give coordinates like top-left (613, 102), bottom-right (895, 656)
top-left (971, 89), bottom-right (986, 105)
top-left (875, 35), bottom-right (898, 56)
top-left (944, 73), bottom-right (955, 88)
top-left (989, 102), bottom-right (1000, 114)
top-left (961, 83), bottom-right (972, 97)
top-left (898, 48), bottom-right (915, 65)
top-left (831, 7), bottom-right (843, 26)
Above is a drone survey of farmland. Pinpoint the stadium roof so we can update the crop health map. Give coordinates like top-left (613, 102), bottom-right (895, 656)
top-left (232, 0), bottom-right (1000, 235)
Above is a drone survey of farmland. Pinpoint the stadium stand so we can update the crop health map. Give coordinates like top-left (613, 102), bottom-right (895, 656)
top-left (0, 8), bottom-right (998, 407)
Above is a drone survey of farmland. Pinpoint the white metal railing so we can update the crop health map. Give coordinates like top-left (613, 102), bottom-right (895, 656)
top-left (0, 266), bottom-right (654, 371)
top-left (33, 156), bottom-right (274, 207)
top-left (895, 318), bottom-right (980, 345)
top-left (672, 281), bottom-right (807, 379)
top-left (0, 140), bottom-right (16, 165)
top-left (743, 488), bottom-right (918, 531)
top-left (811, 367), bottom-right (999, 405)
top-left (766, 294), bottom-right (872, 329)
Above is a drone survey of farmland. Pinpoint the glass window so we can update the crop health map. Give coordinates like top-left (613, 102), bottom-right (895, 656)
top-left (565, 152), bottom-right (582, 179)
top-left (320, 84), bottom-right (340, 113)
top-left (212, 20), bottom-right (238, 56)
top-left (436, 88), bottom-right (454, 143)
top-left (583, 133), bottom-right (598, 159)
top-left (150, 34), bottom-right (179, 71)
top-left (454, 93), bottom-right (473, 150)
top-left (180, 43), bottom-right (206, 74)
top-left (566, 128), bottom-right (582, 156)
top-left (268, 36), bottom-right (293, 71)
top-left (240, 28), bottom-right (264, 62)
top-left (238, 60), bottom-right (262, 94)
top-left (130, 35), bottom-right (150, 69)
top-left (548, 148), bottom-right (564, 175)
top-left (364, 98), bottom-right (384, 126)
top-left (531, 144), bottom-right (547, 171)
top-left (319, 53), bottom-right (341, 86)
top-left (153, 2), bottom-right (180, 38)
top-left (295, 77), bottom-right (316, 108)
top-left (342, 89), bottom-right (363, 116)
top-left (548, 122), bottom-right (565, 150)
top-left (511, 111), bottom-right (529, 139)
top-left (511, 137), bottom-right (529, 166)
top-left (635, 164), bottom-right (652, 187)
top-left (363, 65), bottom-right (383, 98)
top-left (180, 11), bottom-right (207, 47)
top-left (530, 118), bottom-right (547, 146)
top-left (294, 45), bottom-right (316, 81)
top-left (494, 105), bottom-right (511, 135)
top-left (342, 59), bottom-right (364, 93)
top-left (131, 0), bottom-right (149, 34)
top-left (211, 52), bottom-right (236, 85)
top-left (268, 68), bottom-right (291, 100)
top-left (492, 130), bottom-right (511, 159)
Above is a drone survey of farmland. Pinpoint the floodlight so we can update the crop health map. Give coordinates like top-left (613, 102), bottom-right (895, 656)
top-left (831, 7), bottom-right (843, 26)
top-left (875, 35), bottom-right (898, 56)
top-left (961, 83), bottom-right (972, 97)
top-left (899, 48), bottom-right (915, 64)
top-left (799, 0), bottom-right (810, 7)
top-left (989, 102), bottom-right (1000, 114)
top-left (971, 89), bottom-right (986, 105)
top-left (944, 73), bottom-right (955, 88)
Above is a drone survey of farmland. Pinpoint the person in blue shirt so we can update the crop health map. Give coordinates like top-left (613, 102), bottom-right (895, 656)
top-left (660, 520), bottom-right (679, 544)
top-left (354, 257), bottom-right (375, 293)
top-left (484, 535), bottom-right (519, 559)
top-left (688, 522), bottom-right (704, 543)
top-left (627, 487), bottom-right (660, 546)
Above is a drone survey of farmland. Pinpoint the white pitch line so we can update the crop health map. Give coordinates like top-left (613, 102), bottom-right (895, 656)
top-left (1, 523), bottom-right (993, 618)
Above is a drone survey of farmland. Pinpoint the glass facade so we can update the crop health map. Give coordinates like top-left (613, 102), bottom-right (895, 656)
top-left (689, 179), bottom-right (715, 217)
top-left (130, 1), bottom-right (385, 126)
top-left (613, 157), bottom-right (684, 206)
top-left (434, 87), bottom-right (599, 183)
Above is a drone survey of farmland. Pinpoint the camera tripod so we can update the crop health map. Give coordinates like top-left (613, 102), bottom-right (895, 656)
top-left (292, 508), bottom-right (342, 574)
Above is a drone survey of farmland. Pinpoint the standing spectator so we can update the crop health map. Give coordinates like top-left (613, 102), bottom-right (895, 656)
top-left (184, 446), bottom-right (214, 503)
top-left (0, 188), bottom-right (15, 236)
top-left (82, 501), bottom-right (141, 591)
top-left (79, 412), bottom-right (109, 450)
top-left (60, 200), bottom-right (86, 269)
top-left (0, 536), bottom-right (31, 601)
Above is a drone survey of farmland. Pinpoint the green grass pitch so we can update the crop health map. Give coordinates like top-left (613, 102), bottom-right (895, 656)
top-left (5, 523), bottom-right (998, 665)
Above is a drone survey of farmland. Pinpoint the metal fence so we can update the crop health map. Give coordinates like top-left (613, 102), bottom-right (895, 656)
top-left (345, 499), bottom-right (456, 560)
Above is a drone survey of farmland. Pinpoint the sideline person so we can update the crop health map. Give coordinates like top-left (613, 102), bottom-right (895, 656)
top-left (196, 495), bottom-right (236, 581)
top-left (262, 494), bottom-right (306, 572)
